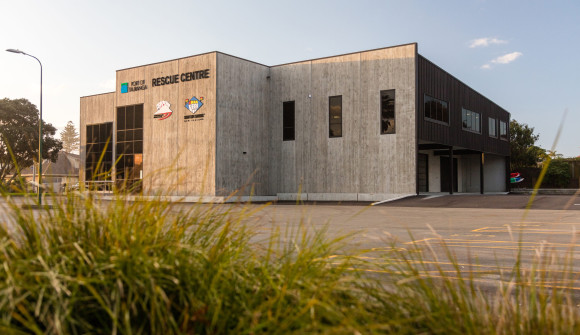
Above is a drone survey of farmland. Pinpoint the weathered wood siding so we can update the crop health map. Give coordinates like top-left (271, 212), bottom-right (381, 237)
top-left (417, 55), bottom-right (510, 156)
top-left (79, 92), bottom-right (116, 182)
top-left (115, 53), bottom-right (217, 195)
top-left (269, 44), bottom-right (417, 195)
top-left (215, 53), bottom-right (270, 196)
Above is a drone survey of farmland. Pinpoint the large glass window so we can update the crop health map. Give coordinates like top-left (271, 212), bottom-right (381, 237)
top-left (488, 117), bottom-right (497, 137)
top-left (380, 90), bottom-right (395, 134)
top-left (500, 120), bottom-right (508, 140)
top-left (116, 104), bottom-right (143, 191)
top-left (462, 108), bottom-right (480, 133)
top-left (329, 96), bottom-right (342, 138)
top-left (282, 101), bottom-right (295, 141)
top-left (424, 95), bottom-right (449, 124)
top-left (85, 122), bottom-right (113, 185)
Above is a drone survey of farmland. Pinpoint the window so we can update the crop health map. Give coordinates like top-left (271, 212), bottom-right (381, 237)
top-left (424, 95), bottom-right (449, 124)
top-left (462, 108), bottom-right (480, 133)
top-left (500, 120), bottom-right (508, 140)
top-left (85, 122), bottom-right (113, 182)
top-left (282, 101), bottom-right (295, 141)
top-left (380, 90), bottom-right (395, 134)
top-left (116, 104), bottom-right (144, 191)
top-left (488, 117), bottom-right (497, 137)
top-left (329, 95), bottom-right (342, 138)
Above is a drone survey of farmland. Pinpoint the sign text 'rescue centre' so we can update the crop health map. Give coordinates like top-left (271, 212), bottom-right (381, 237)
top-left (152, 69), bottom-right (210, 87)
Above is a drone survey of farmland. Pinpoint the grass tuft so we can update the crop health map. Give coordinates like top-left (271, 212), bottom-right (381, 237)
top-left (0, 192), bottom-right (579, 334)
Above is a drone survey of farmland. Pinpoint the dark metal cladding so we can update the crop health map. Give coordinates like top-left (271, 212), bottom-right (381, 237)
top-left (417, 55), bottom-right (510, 156)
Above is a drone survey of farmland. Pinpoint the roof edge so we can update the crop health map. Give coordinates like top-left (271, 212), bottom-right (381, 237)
top-left (80, 91), bottom-right (115, 99)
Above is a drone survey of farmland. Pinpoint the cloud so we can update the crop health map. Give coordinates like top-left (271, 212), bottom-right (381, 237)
top-left (469, 37), bottom-right (508, 48)
top-left (481, 51), bottom-right (522, 70)
top-left (491, 51), bottom-right (523, 64)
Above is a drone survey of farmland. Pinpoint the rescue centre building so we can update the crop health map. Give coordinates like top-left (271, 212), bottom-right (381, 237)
top-left (80, 43), bottom-right (510, 201)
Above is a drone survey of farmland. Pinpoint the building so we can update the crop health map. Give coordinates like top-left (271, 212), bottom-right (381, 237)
top-left (80, 43), bottom-right (510, 201)
top-left (20, 151), bottom-right (80, 192)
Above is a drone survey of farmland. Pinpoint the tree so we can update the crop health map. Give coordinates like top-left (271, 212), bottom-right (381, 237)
top-left (509, 119), bottom-right (546, 170)
top-left (60, 121), bottom-right (80, 153)
top-left (543, 159), bottom-right (571, 188)
top-left (0, 98), bottom-right (62, 185)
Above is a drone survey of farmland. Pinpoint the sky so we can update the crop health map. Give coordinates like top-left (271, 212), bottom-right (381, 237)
top-left (1, 0), bottom-right (578, 157)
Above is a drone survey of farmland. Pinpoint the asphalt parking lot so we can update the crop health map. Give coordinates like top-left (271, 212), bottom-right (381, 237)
top-left (3, 193), bottom-right (580, 292)
top-left (379, 193), bottom-right (580, 210)
top-left (242, 193), bottom-right (580, 291)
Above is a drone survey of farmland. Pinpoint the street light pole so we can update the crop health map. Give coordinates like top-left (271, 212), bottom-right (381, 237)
top-left (6, 49), bottom-right (43, 205)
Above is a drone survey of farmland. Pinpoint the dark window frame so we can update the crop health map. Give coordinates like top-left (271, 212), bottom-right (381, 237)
top-left (85, 122), bottom-right (113, 182)
top-left (282, 101), bottom-right (295, 141)
top-left (461, 107), bottom-right (481, 134)
top-left (380, 89), bottom-right (396, 134)
top-left (488, 117), bottom-right (497, 138)
top-left (116, 104), bottom-right (144, 191)
top-left (329, 95), bottom-right (342, 138)
top-left (424, 94), bottom-right (450, 125)
top-left (499, 120), bottom-right (508, 141)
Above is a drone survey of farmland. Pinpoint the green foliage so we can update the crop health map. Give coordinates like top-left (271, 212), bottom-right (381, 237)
top-left (60, 121), bottom-right (79, 153)
top-left (543, 159), bottom-right (571, 187)
top-left (510, 119), bottom-right (546, 170)
top-left (0, 193), bottom-right (579, 334)
top-left (0, 98), bottom-right (62, 185)
top-left (0, 195), bottom-right (382, 334)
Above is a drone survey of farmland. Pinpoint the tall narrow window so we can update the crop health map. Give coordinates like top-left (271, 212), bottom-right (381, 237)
top-left (85, 122), bottom-right (113, 186)
top-left (380, 90), bottom-right (396, 134)
top-left (424, 95), bottom-right (449, 124)
top-left (462, 108), bottom-right (480, 133)
top-left (282, 101), bottom-right (295, 141)
top-left (488, 117), bottom-right (497, 137)
top-left (116, 104), bottom-right (144, 191)
top-left (329, 95), bottom-right (342, 138)
top-left (499, 120), bottom-right (508, 140)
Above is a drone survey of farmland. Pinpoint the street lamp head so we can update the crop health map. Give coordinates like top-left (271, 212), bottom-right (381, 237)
top-left (6, 48), bottom-right (26, 54)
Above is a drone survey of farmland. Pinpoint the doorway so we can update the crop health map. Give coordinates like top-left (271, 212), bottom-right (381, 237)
top-left (440, 156), bottom-right (458, 193)
top-left (418, 153), bottom-right (428, 192)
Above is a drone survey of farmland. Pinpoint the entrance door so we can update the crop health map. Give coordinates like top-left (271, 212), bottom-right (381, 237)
top-left (440, 157), bottom-right (458, 193)
top-left (418, 154), bottom-right (428, 192)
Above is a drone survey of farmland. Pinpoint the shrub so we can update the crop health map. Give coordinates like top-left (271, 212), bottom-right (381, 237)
top-left (543, 159), bottom-right (571, 187)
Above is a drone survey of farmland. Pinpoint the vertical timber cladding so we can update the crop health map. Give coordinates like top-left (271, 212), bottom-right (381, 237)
top-left (358, 45), bottom-right (416, 195)
top-left (270, 43), bottom-right (417, 196)
top-left (215, 53), bottom-right (270, 196)
top-left (177, 53), bottom-right (217, 196)
top-left (116, 53), bottom-right (217, 195)
top-left (269, 60), bottom-right (312, 194)
top-left (79, 92), bottom-right (116, 183)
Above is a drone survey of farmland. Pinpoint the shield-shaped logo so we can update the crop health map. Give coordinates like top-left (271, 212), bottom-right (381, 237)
top-left (185, 96), bottom-right (204, 114)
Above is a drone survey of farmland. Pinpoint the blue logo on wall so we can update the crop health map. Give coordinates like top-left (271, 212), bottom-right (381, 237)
top-left (185, 96), bottom-right (204, 114)
top-left (184, 96), bottom-right (205, 122)
top-left (121, 83), bottom-right (128, 93)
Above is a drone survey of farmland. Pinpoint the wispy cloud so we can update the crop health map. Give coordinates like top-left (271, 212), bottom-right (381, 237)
top-left (469, 37), bottom-right (508, 48)
top-left (491, 51), bottom-right (523, 64)
top-left (481, 51), bottom-right (523, 70)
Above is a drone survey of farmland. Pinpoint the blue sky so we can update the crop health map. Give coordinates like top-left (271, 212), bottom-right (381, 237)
top-left (1, 0), bottom-right (578, 157)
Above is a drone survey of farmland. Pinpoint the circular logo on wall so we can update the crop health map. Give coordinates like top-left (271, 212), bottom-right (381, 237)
top-left (154, 101), bottom-right (173, 120)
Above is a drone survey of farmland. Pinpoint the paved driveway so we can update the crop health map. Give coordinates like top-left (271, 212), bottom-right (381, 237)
top-left (239, 193), bottom-right (580, 291)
